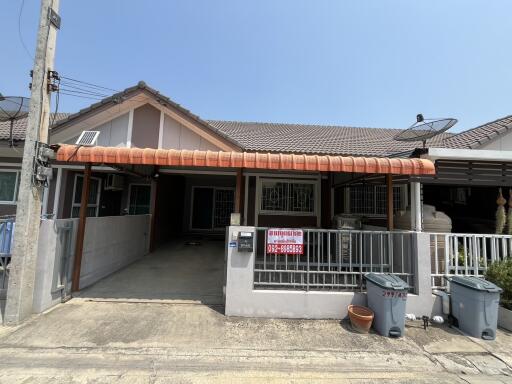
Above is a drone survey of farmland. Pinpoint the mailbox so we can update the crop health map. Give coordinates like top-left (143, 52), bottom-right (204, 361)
top-left (238, 231), bottom-right (254, 252)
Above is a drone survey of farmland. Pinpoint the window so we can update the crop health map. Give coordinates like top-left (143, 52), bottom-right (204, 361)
top-left (128, 184), bottom-right (151, 215)
top-left (346, 185), bottom-right (405, 216)
top-left (71, 175), bottom-right (101, 218)
top-left (0, 170), bottom-right (20, 204)
top-left (260, 179), bottom-right (316, 215)
top-left (190, 187), bottom-right (234, 230)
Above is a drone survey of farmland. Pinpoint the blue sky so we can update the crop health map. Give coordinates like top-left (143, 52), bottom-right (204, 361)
top-left (2, 0), bottom-right (512, 132)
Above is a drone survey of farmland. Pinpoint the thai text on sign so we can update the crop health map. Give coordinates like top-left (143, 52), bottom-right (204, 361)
top-left (266, 228), bottom-right (304, 254)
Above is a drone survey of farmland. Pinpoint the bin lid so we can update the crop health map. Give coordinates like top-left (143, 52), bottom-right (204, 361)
top-left (365, 273), bottom-right (410, 290)
top-left (449, 276), bottom-right (503, 293)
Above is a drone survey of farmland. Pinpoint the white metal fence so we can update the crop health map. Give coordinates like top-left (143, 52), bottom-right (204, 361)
top-left (253, 228), bottom-right (415, 292)
top-left (430, 233), bottom-right (512, 289)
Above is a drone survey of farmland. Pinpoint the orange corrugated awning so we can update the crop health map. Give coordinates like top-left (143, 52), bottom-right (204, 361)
top-left (55, 144), bottom-right (435, 175)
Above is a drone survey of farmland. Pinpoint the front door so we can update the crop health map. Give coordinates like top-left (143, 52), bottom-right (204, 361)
top-left (191, 187), bottom-right (234, 230)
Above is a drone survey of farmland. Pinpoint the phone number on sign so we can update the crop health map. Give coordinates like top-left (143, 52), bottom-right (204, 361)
top-left (266, 244), bottom-right (304, 254)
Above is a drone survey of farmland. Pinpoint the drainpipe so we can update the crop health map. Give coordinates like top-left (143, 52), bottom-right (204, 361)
top-left (71, 163), bottom-right (91, 292)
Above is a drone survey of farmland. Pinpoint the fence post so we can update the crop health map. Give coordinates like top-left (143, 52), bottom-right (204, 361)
top-left (413, 232), bottom-right (432, 297)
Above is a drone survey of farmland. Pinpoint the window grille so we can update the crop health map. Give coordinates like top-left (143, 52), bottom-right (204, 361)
top-left (348, 185), bottom-right (404, 216)
top-left (260, 180), bottom-right (315, 214)
top-left (213, 189), bottom-right (234, 228)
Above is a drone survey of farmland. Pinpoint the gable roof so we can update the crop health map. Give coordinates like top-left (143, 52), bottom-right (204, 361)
top-left (0, 113), bottom-right (70, 142)
top-left (207, 120), bottom-right (453, 157)
top-left (440, 115), bottom-right (512, 149)
top-left (51, 81), bottom-right (242, 150)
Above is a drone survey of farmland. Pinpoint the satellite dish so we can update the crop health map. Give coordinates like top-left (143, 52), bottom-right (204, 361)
top-left (394, 114), bottom-right (457, 148)
top-left (0, 96), bottom-right (31, 147)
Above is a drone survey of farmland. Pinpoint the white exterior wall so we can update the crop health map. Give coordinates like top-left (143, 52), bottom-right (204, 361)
top-left (225, 226), bottom-right (441, 319)
top-left (162, 114), bottom-right (220, 151)
top-left (95, 112), bottom-right (130, 147)
top-left (479, 131), bottom-right (512, 151)
top-left (33, 215), bottom-right (150, 313)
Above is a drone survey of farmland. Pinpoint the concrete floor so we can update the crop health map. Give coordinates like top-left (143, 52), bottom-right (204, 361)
top-left (0, 300), bottom-right (511, 383)
top-left (77, 238), bottom-right (225, 305)
top-left (1, 237), bottom-right (511, 382)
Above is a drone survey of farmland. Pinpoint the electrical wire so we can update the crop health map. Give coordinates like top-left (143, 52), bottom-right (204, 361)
top-left (59, 87), bottom-right (110, 98)
top-left (18, 0), bottom-right (33, 61)
top-left (49, 78), bottom-right (61, 128)
top-left (58, 91), bottom-right (105, 101)
top-left (60, 76), bottom-right (119, 93)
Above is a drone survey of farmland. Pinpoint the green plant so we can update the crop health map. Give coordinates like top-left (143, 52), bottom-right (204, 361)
top-left (485, 259), bottom-right (512, 310)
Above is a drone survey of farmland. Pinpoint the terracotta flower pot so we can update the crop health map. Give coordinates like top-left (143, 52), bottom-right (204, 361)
top-left (348, 305), bottom-right (374, 334)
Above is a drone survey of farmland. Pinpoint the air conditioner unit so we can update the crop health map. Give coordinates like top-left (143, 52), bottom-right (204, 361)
top-left (105, 174), bottom-right (125, 191)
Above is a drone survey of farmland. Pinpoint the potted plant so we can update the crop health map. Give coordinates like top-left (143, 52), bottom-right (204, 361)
top-left (485, 259), bottom-right (512, 331)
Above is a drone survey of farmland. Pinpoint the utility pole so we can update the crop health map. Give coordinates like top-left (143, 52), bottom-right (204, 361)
top-left (4, 0), bottom-right (60, 325)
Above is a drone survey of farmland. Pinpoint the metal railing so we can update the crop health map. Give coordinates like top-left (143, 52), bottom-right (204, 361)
top-left (430, 232), bottom-right (512, 289)
top-left (253, 228), bottom-right (415, 292)
top-left (0, 216), bottom-right (16, 296)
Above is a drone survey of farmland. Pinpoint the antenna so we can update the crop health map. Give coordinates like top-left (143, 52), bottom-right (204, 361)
top-left (0, 96), bottom-right (30, 147)
top-left (394, 114), bottom-right (457, 148)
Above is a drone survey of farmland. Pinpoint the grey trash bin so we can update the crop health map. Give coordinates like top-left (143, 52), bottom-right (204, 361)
top-left (449, 276), bottom-right (502, 340)
top-left (365, 273), bottom-right (409, 337)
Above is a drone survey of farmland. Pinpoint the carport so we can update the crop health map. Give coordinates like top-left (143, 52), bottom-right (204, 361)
top-left (54, 144), bottom-right (434, 305)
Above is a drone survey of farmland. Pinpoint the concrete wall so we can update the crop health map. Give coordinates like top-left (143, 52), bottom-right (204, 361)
top-left (480, 130), bottom-right (512, 151)
top-left (225, 226), bottom-right (441, 319)
top-left (95, 113), bottom-right (129, 147)
top-left (162, 114), bottom-right (221, 151)
top-left (33, 215), bottom-right (151, 313)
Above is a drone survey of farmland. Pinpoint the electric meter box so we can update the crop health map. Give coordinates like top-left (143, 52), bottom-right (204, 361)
top-left (238, 232), bottom-right (254, 252)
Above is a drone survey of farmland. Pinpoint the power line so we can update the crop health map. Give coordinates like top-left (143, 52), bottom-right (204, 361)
top-left (60, 76), bottom-right (119, 92)
top-left (59, 87), bottom-right (110, 98)
top-left (18, 0), bottom-right (33, 61)
top-left (58, 91), bottom-right (104, 101)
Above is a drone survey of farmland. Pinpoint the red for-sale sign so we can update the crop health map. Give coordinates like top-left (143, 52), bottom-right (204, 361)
top-left (266, 228), bottom-right (304, 255)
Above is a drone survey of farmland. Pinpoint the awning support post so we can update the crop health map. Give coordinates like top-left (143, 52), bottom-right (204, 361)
top-left (235, 168), bottom-right (243, 215)
top-left (410, 181), bottom-right (422, 232)
top-left (386, 174), bottom-right (394, 231)
top-left (71, 163), bottom-right (91, 292)
top-left (149, 172), bottom-right (159, 253)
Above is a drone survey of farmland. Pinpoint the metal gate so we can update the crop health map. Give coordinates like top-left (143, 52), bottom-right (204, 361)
top-left (0, 216), bottom-right (15, 298)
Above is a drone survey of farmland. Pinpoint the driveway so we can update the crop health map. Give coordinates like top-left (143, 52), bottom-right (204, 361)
top-left (77, 238), bottom-right (225, 305)
top-left (0, 299), bottom-right (511, 383)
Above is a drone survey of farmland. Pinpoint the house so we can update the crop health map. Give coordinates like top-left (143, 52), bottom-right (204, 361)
top-left (2, 81), bottom-right (512, 321)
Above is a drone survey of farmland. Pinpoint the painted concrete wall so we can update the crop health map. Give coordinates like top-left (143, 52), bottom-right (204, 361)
top-left (33, 215), bottom-right (151, 313)
top-left (162, 114), bottom-right (221, 151)
top-left (96, 113), bottom-right (129, 147)
top-left (479, 130), bottom-right (512, 151)
top-left (225, 226), bottom-right (441, 319)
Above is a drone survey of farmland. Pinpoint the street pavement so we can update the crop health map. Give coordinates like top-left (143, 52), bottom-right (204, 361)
top-left (0, 299), bottom-right (511, 383)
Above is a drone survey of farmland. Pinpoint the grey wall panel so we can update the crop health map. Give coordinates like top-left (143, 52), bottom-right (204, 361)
top-left (132, 104), bottom-right (160, 149)
top-left (162, 113), bottom-right (221, 151)
top-left (162, 115), bottom-right (181, 148)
